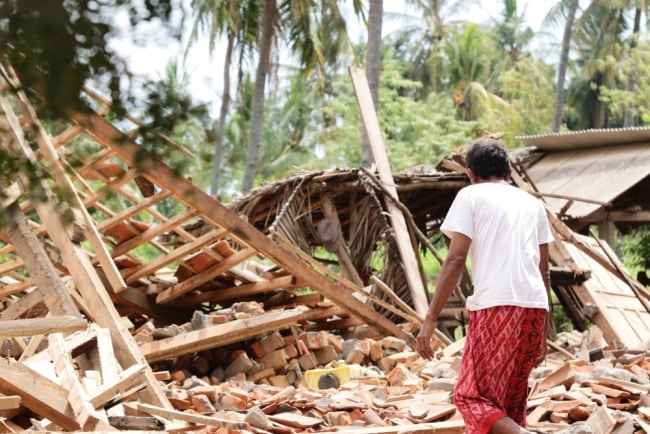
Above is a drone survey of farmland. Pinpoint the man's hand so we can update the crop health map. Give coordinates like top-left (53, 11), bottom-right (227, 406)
top-left (416, 319), bottom-right (436, 360)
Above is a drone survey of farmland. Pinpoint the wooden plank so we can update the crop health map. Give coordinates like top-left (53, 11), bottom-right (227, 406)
top-left (0, 358), bottom-right (79, 431)
top-left (19, 334), bottom-right (45, 361)
top-left (175, 275), bottom-right (295, 306)
top-left (0, 316), bottom-right (87, 337)
top-left (75, 111), bottom-right (413, 343)
top-left (320, 193), bottom-right (363, 286)
top-left (48, 333), bottom-right (115, 431)
top-left (328, 421), bottom-right (464, 434)
top-left (125, 228), bottom-right (228, 283)
top-left (349, 67), bottom-right (428, 317)
top-left (0, 260), bottom-right (24, 276)
top-left (137, 403), bottom-right (247, 429)
top-left (143, 306), bottom-right (313, 362)
top-left (0, 395), bottom-right (20, 410)
top-left (111, 209), bottom-right (197, 258)
top-left (95, 327), bottom-right (121, 385)
top-left (90, 364), bottom-right (146, 408)
top-left (156, 247), bottom-right (257, 303)
top-left (98, 190), bottom-right (172, 231)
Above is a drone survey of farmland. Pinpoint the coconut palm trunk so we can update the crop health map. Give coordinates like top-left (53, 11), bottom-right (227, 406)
top-left (551, 0), bottom-right (579, 132)
top-left (242, 0), bottom-right (275, 193)
top-left (210, 32), bottom-right (235, 196)
top-left (623, 6), bottom-right (642, 127)
top-left (360, 0), bottom-right (383, 168)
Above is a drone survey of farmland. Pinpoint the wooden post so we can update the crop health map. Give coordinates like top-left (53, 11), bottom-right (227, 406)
top-left (597, 220), bottom-right (618, 253)
top-left (349, 67), bottom-right (429, 317)
top-left (320, 193), bottom-right (364, 286)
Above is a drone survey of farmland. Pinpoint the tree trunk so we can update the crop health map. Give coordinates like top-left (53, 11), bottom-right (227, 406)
top-left (3, 201), bottom-right (79, 317)
top-left (242, 0), bottom-right (275, 193)
top-left (210, 32), bottom-right (235, 196)
top-left (360, 0), bottom-right (383, 168)
top-left (551, 0), bottom-right (578, 132)
top-left (623, 7), bottom-right (642, 127)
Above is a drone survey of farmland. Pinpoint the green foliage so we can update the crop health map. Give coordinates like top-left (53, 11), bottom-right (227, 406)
top-left (601, 43), bottom-right (650, 123)
top-left (621, 227), bottom-right (650, 273)
top-left (316, 50), bottom-right (480, 171)
top-left (497, 58), bottom-right (556, 141)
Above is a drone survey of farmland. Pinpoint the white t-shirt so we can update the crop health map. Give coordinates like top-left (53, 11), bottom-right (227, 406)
top-left (440, 181), bottom-right (554, 311)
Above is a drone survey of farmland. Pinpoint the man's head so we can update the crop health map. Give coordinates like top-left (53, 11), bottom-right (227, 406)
top-left (465, 138), bottom-right (511, 183)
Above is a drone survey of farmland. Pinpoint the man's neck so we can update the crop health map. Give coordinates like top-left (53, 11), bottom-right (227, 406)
top-left (472, 176), bottom-right (508, 184)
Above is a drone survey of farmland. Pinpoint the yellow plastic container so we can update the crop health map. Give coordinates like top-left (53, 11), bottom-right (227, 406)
top-left (304, 362), bottom-right (352, 390)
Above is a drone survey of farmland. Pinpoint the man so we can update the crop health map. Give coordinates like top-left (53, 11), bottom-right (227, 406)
top-left (416, 138), bottom-right (553, 434)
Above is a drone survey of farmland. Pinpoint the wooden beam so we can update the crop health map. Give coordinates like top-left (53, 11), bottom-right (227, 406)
top-left (75, 111), bottom-right (413, 344)
top-left (142, 306), bottom-right (317, 362)
top-left (111, 209), bottom-right (197, 258)
top-left (0, 395), bottom-right (20, 410)
top-left (125, 228), bottom-right (227, 283)
top-left (0, 358), bottom-right (80, 431)
top-left (531, 191), bottom-right (609, 206)
top-left (95, 327), bottom-right (120, 385)
top-left (0, 316), bottom-right (87, 337)
top-left (174, 275), bottom-right (295, 307)
top-left (349, 67), bottom-right (428, 317)
top-left (156, 247), bottom-right (257, 304)
top-left (137, 403), bottom-right (247, 429)
top-left (319, 193), bottom-right (364, 286)
top-left (98, 191), bottom-right (172, 231)
top-left (605, 210), bottom-right (650, 222)
top-left (90, 364), bottom-right (146, 409)
top-left (329, 421), bottom-right (464, 434)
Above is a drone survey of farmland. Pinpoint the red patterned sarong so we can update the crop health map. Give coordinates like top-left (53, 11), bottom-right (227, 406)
top-left (454, 306), bottom-right (546, 434)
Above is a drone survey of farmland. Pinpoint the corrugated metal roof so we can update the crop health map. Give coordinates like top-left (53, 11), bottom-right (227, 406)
top-left (527, 142), bottom-right (650, 219)
top-left (517, 127), bottom-right (650, 151)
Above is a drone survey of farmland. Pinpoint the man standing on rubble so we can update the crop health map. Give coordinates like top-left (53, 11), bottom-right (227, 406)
top-left (415, 138), bottom-right (553, 434)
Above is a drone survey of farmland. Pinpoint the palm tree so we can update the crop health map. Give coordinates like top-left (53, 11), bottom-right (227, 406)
top-left (493, 0), bottom-right (534, 65)
top-left (188, 0), bottom-right (259, 196)
top-left (388, 0), bottom-right (468, 97)
top-left (623, 1), bottom-right (648, 126)
top-left (547, 0), bottom-right (580, 132)
top-left (569, 1), bottom-right (627, 129)
top-left (242, 0), bottom-right (276, 193)
top-left (360, 0), bottom-right (383, 168)
top-left (242, 0), bottom-right (359, 193)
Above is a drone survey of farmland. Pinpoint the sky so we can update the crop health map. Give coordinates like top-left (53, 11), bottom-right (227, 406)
top-left (109, 0), bottom-right (562, 117)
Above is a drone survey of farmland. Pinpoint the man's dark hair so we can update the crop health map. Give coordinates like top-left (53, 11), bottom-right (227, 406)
top-left (465, 138), bottom-right (511, 179)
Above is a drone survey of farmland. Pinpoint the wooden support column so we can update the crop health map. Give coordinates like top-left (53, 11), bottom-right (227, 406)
top-left (349, 67), bottom-right (429, 317)
top-left (598, 220), bottom-right (618, 252)
top-left (319, 193), bottom-right (364, 286)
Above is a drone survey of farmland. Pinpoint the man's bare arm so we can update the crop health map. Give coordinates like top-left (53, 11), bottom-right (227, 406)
top-left (537, 243), bottom-right (551, 364)
top-left (416, 233), bottom-right (471, 359)
top-left (539, 243), bottom-right (550, 293)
